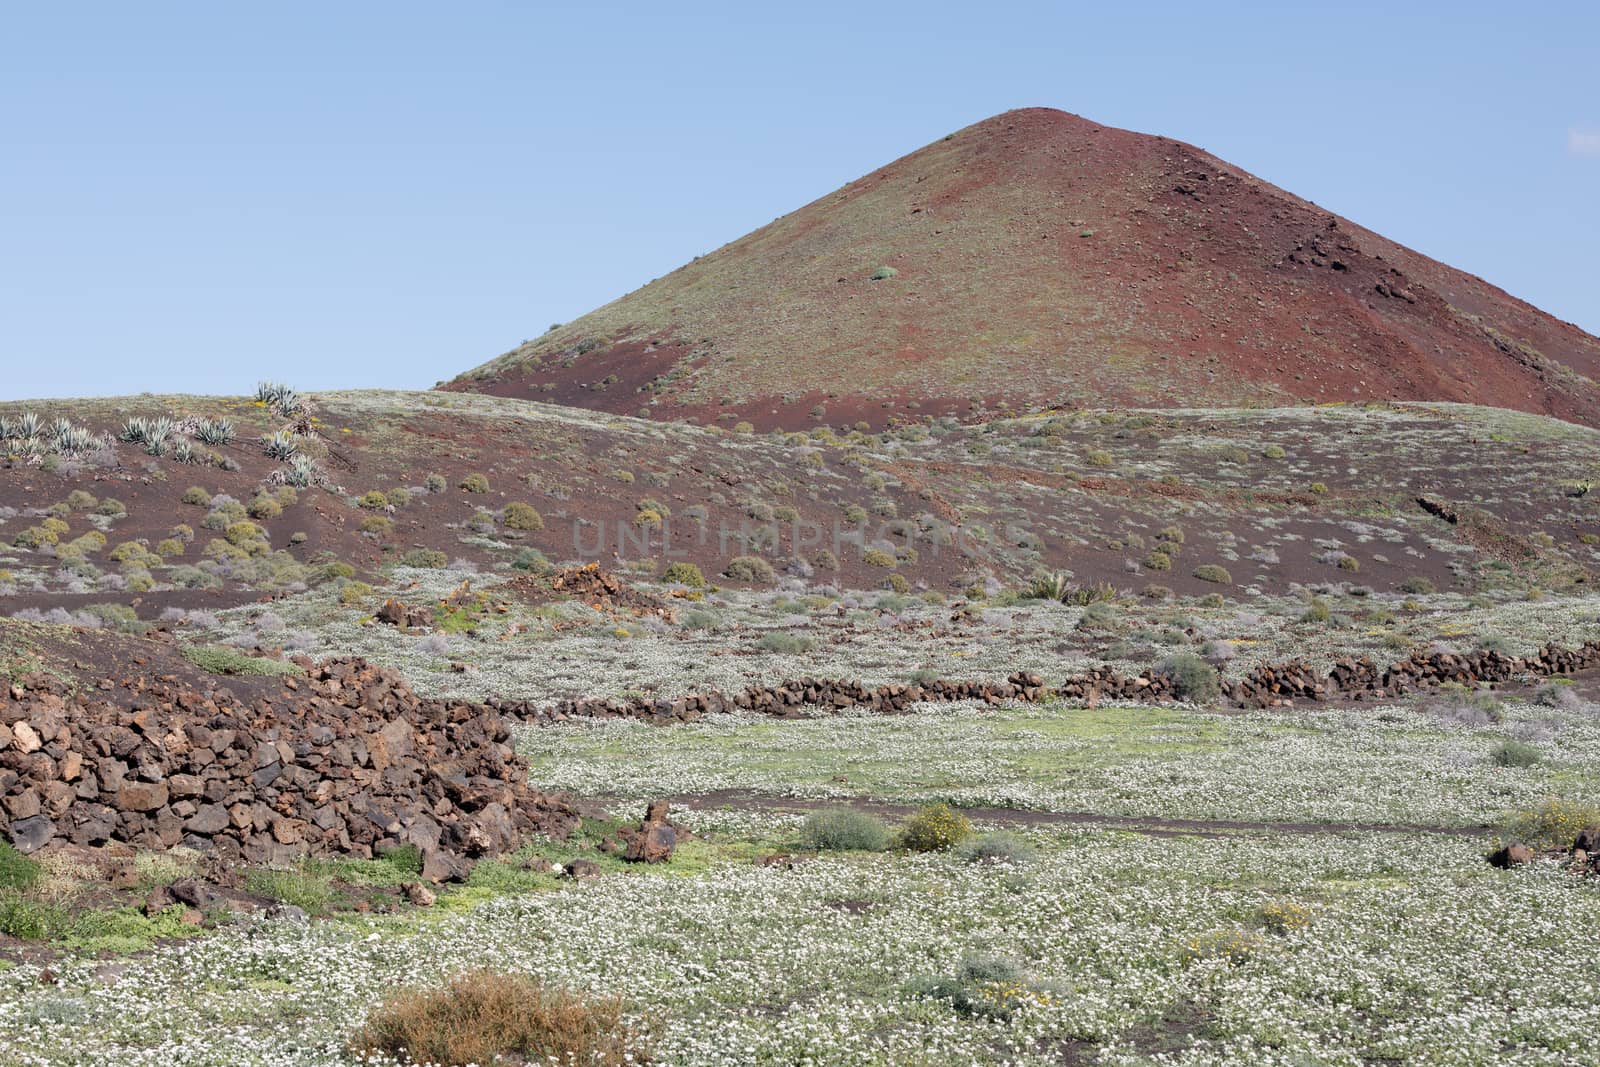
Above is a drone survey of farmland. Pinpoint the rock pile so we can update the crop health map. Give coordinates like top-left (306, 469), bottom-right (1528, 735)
top-left (375, 598), bottom-right (435, 629)
top-left (523, 642), bottom-right (1600, 723)
top-left (0, 658), bottom-right (579, 879)
top-left (1229, 643), bottom-right (1600, 706)
top-left (507, 563), bottom-right (672, 618)
top-left (621, 799), bottom-right (678, 864)
top-left (526, 672), bottom-right (1050, 723)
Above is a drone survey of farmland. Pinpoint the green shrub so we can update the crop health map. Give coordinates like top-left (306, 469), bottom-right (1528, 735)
top-left (957, 831), bottom-right (1035, 866)
top-left (224, 521), bottom-right (266, 548)
top-left (1475, 634), bottom-right (1514, 656)
top-left (13, 526), bottom-right (59, 549)
top-left (1155, 652), bottom-right (1221, 703)
top-left (1501, 799), bottom-right (1600, 850)
top-left (1192, 565), bottom-right (1232, 585)
top-left (248, 495), bottom-right (283, 520)
top-left (1299, 598), bottom-right (1331, 624)
top-left (358, 490), bottom-right (390, 510)
top-left (1261, 444), bottom-right (1286, 460)
top-left (682, 610), bottom-right (720, 630)
top-left (1026, 571), bottom-right (1071, 601)
top-left (812, 549), bottom-right (840, 571)
top-left (1076, 602), bottom-right (1119, 632)
top-left (1062, 580), bottom-right (1116, 606)
top-left (0, 843), bottom-right (41, 891)
top-left (801, 809), bottom-right (892, 851)
top-left (1085, 449), bottom-right (1113, 468)
top-left (340, 581), bottom-right (375, 605)
top-left (108, 541), bottom-right (156, 565)
top-left (460, 473), bottom-right (490, 493)
top-left (661, 562), bottom-right (705, 587)
top-left (1490, 740), bottom-right (1543, 768)
top-left (63, 531), bottom-right (106, 556)
top-left (424, 473), bottom-right (447, 493)
top-left (0, 890), bottom-right (67, 940)
top-left (723, 555), bottom-right (775, 584)
top-left (1400, 576), bottom-right (1437, 595)
top-left (503, 503), bottom-right (544, 531)
top-left (350, 970), bottom-right (643, 1067)
top-left (901, 803), bottom-right (973, 852)
top-left (245, 866), bottom-right (333, 913)
top-left (400, 549), bottom-right (449, 569)
top-left (758, 631), bottom-right (814, 655)
top-left (204, 499), bottom-right (247, 529)
top-left (182, 645), bottom-right (303, 677)
top-left (82, 603), bottom-right (147, 634)
top-left (1144, 550), bottom-right (1173, 571)
top-left (1533, 679), bottom-right (1580, 709)
top-left (375, 844), bottom-right (425, 876)
top-left (910, 955), bottom-right (1032, 1020)
top-left (862, 548), bottom-right (897, 568)
top-left (512, 548), bottom-right (550, 574)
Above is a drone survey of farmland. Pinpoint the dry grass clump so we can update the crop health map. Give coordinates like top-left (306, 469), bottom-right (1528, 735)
top-left (350, 969), bottom-right (648, 1066)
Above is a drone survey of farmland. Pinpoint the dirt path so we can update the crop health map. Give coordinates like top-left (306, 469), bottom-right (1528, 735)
top-left (661, 789), bottom-right (1485, 839)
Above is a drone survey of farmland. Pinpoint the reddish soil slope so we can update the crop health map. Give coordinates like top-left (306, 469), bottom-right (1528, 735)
top-left (445, 108), bottom-right (1600, 430)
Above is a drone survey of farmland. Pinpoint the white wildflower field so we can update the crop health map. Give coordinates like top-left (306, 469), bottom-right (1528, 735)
top-left (523, 697), bottom-right (1600, 827)
top-left (3, 689), bottom-right (1599, 1065)
top-left (1, 828), bottom-right (1596, 1065)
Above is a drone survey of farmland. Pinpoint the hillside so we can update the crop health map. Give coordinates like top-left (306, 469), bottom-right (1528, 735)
top-left (445, 108), bottom-right (1600, 430)
top-left (3, 391), bottom-right (1596, 625)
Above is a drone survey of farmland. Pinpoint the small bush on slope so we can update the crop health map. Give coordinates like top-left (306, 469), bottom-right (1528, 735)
top-left (801, 809), bottom-right (893, 851)
top-left (1155, 652), bottom-right (1221, 704)
top-left (902, 803), bottom-right (973, 852)
top-left (350, 970), bottom-right (647, 1067)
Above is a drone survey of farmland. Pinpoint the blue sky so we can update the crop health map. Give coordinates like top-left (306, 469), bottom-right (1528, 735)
top-left (2, 2), bottom-right (1595, 401)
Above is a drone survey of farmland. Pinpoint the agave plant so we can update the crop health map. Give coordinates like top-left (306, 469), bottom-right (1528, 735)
top-left (271, 452), bottom-right (326, 489)
top-left (50, 417), bottom-right (75, 448)
top-left (145, 417), bottom-right (174, 455)
top-left (194, 417), bottom-right (235, 445)
top-left (1027, 571), bottom-right (1075, 601)
top-left (1062, 580), bottom-right (1118, 606)
top-left (120, 415), bottom-right (175, 454)
top-left (58, 426), bottom-right (99, 454)
top-left (262, 429), bottom-right (299, 460)
top-left (118, 416), bottom-right (151, 444)
top-left (171, 438), bottom-right (199, 464)
top-left (0, 415), bottom-right (14, 441)
top-left (255, 381), bottom-right (304, 416)
top-left (14, 411), bottom-right (41, 439)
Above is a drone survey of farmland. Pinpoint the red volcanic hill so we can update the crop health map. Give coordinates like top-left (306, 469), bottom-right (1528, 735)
top-left (445, 107), bottom-right (1600, 430)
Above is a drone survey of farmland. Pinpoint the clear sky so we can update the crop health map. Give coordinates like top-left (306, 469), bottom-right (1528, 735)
top-left (2, 2), bottom-right (1595, 401)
